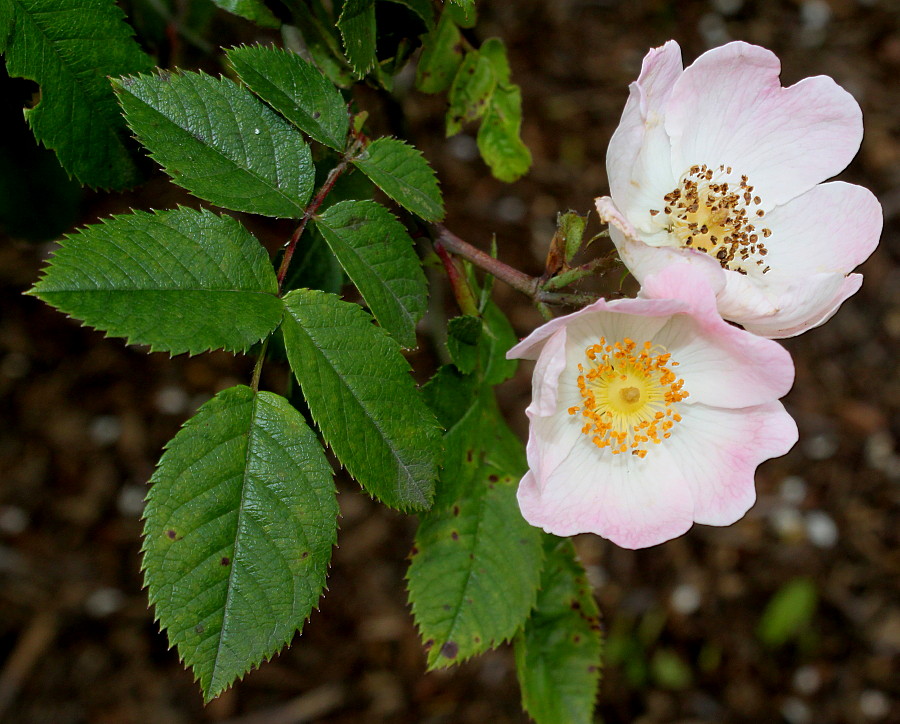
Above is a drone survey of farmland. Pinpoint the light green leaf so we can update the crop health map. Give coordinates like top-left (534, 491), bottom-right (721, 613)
top-left (352, 137), bottom-right (444, 222)
top-left (446, 50), bottom-right (495, 136)
top-left (0, 0), bottom-right (153, 189)
top-left (477, 84), bottom-right (532, 183)
top-left (228, 45), bottom-right (349, 151)
top-left (113, 71), bottom-right (314, 218)
top-left (337, 0), bottom-right (377, 76)
top-left (210, 0), bottom-right (280, 27)
top-left (416, 12), bottom-right (463, 93)
top-left (143, 385), bottom-right (338, 701)
top-left (281, 289), bottom-right (440, 510)
top-left (29, 207), bottom-right (282, 355)
top-left (446, 0), bottom-right (476, 27)
top-left (408, 390), bottom-right (542, 668)
top-left (559, 210), bottom-right (588, 263)
top-left (757, 577), bottom-right (818, 648)
top-left (515, 537), bottom-right (603, 724)
top-left (479, 37), bottom-right (510, 84)
top-left (314, 199), bottom-right (428, 349)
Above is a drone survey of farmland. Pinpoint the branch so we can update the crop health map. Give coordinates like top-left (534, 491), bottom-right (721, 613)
top-left (433, 225), bottom-right (600, 307)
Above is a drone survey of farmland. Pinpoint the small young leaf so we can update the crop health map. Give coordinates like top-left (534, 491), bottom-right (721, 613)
top-left (114, 71), bottom-right (314, 218)
top-left (446, 0), bottom-right (476, 28)
top-left (143, 385), bottom-right (338, 701)
top-left (477, 84), bottom-right (532, 183)
top-left (446, 51), bottom-right (496, 136)
top-left (314, 199), bottom-right (428, 349)
top-left (0, 0), bottom-right (153, 189)
top-left (416, 12), bottom-right (464, 94)
top-left (408, 393), bottom-right (542, 668)
top-left (756, 577), bottom-right (818, 648)
top-left (210, 0), bottom-right (280, 27)
top-left (515, 537), bottom-right (603, 724)
top-left (281, 289), bottom-right (440, 510)
top-left (479, 37), bottom-right (511, 84)
top-left (352, 138), bottom-right (445, 221)
top-left (228, 45), bottom-right (349, 151)
top-left (30, 207), bottom-right (282, 355)
top-left (559, 210), bottom-right (588, 263)
top-left (337, 0), bottom-right (377, 76)
top-left (446, 316), bottom-right (482, 374)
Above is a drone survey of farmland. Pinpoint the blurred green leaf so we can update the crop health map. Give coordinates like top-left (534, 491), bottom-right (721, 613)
top-left (210, 0), bottom-right (280, 27)
top-left (416, 12), bottom-right (464, 94)
top-left (477, 84), bottom-right (531, 183)
top-left (445, 0), bottom-right (476, 27)
top-left (651, 649), bottom-right (693, 691)
top-left (446, 50), bottom-right (495, 136)
top-left (757, 577), bottom-right (818, 648)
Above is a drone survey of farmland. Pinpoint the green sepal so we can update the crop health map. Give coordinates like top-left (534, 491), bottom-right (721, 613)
top-left (142, 385), bottom-right (338, 701)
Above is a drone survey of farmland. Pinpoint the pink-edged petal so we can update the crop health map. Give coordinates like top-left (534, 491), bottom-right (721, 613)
top-left (518, 436), bottom-right (694, 549)
top-left (671, 401), bottom-right (797, 525)
top-left (526, 328), bottom-right (568, 417)
top-left (595, 196), bottom-right (638, 240)
top-left (607, 224), bottom-right (726, 290)
top-left (741, 273), bottom-right (863, 338)
top-left (607, 41), bottom-right (683, 207)
top-left (760, 182), bottom-right (882, 274)
top-left (666, 41), bottom-right (862, 208)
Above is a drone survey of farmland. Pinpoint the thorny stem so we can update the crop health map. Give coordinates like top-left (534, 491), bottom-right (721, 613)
top-left (433, 225), bottom-right (600, 308)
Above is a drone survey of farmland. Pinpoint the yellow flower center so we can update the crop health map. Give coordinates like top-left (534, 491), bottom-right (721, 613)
top-left (651, 164), bottom-right (772, 276)
top-left (568, 338), bottom-right (689, 458)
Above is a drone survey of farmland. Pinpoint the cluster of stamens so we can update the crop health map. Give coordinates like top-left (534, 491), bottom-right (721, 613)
top-left (650, 164), bottom-right (772, 275)
top-left (568, 338), bottom-right (689, 458)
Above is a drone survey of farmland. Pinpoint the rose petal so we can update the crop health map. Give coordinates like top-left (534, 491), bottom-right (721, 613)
top-left (665, 41), bottom-right (862, 209)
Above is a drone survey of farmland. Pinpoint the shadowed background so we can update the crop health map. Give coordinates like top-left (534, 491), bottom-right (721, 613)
top-left (1, 0), bottom-right (898, 722)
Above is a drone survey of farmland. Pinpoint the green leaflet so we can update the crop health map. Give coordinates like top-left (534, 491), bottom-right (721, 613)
top-left (515, 537), bottom-right (603, 724)
top-left (337, 0), bottom-right (377, 76)
top-left (446, 50), bottom-right (495, 136)
top-left (445, 0), bottom-right (476, 27)
top-left (314, 199), bottom-right (428, 349)
top-left (114, 71), bottom-right (314, 218)
top-left (352, 137), bottom-right (444, 221)
top-left (446, 315), bottom-right (482, 374)
top-left (228, 45), bottom-right (349, 151)
top-left (281, 289), bottom-right (440, 510)
top-left (0, 0), bottom-right (153, 189)
top-left (210, 0), bottom-right (280, 28)
top-left (480, 300), bottom-right (518, 384)
top-left (416, 12), bottom-right (463, 94)
top-left (408, 382), bottom-right (541, 668)
top-left (478, 84), bottom-right (532, 183)
top-left (29, 207), bottom-right (282, 355)
top-left (142, 386), bottom-right (338, 701)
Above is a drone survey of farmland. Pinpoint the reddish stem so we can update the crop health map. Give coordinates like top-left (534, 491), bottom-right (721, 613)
top-left (434, 240), bottom-right (480, 317)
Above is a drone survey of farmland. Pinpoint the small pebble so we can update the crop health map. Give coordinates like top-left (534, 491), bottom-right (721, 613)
top-left (670, 583), bottom-right (702, 615)
top-left (0, 352), bottom-right (29, 379)
top-left (154, 385), bottom-right (190, 415)
top-left (779, 476), bottom-right (807, 505)
top-left (792, 665), bottom-right (821, 695)
top-left (117, 485), bottom-right (147, 517)
top-left (805, 511), bottom-right (838, 548)
top-left (712, 0), bottom-right (744, 14)
top-left (447, 134), bottom-right (478, 162)
top-left (803, 433), bottom-right (838, 461)
top-left (859, 690), bottom-right (891, 720)
top-left (495, 196), bottom-right (527, 223)
top-left (89, 415), bottom-right (121, 446)
top-left (585, 564), bottom-right (608, 589)
top-left (0, 506), bottom-right (29, 535)
top-left (781, 696), bottom-right (812, 724)
top-left (698, 13), bottom-right (731, 47)
top-left (769, 506), bottom-right (805, 541)
top-left (84, 587), bottom-right (125, 618)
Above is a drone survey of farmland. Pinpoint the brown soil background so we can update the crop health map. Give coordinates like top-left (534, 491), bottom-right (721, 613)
top-left (1, 1), bottom-right (898, 722)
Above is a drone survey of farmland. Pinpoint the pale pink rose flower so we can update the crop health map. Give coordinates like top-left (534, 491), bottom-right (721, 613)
top-left (595, 40), bottom-right (882, 338)
top-left (507, 264), bottom-right (797, 549)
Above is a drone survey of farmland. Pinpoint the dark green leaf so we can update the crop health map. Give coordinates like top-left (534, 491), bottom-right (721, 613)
top-left (281, 289), bottom-right (440, 510)
top-left (285, 7), bottom-right (355, 88)
top-left (228, 45), bottom-right (349, 151)
top-left (337, 0), bottom-right (377, 76)
top-left (480, 300), bottom-right (518, 384)
top-left (382, 0), bottom-right (434, 28)
top-left (210, 0), bottom-right (280, 27)
top-left (416, 12), bottom-right (463, 94)
top-left (408, 392), bottom-right (541, 668)
top-left (114, 71), bottom-right (314, 218)
top-left (515, 537), bottom-right (603, 724)
top-left (30, 207), bottom-right (282, 355)
top-left (446, 0), bottom-right (476, 27)
top-left (0, 0), bottom-right (153, 189)
top-left (314, 199), bottom-right (428, 348)
top-left (282, 226), bottom-right (344, 296)
top-left (352, 137), bottom-right (444, 221)
top-left (477, 84), bottom-right (532, 183)
top-left (446, 315), bottom-right (482, 374)
top-left (446, 50), bottom-right (495, 136)
top-left (143, 385), bottom-right (338, 701)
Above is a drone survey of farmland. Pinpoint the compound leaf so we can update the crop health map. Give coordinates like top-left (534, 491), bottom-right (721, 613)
top-left (408, 384), bottom-right (541, 667)
top-left (210, 0), bottom-right (280, 27)
top-left (352, 137), bottom-right (444, 221)
top-left (228, 44), bottom-right (349, 151)
top-left (143, 385), bottom-right (338, 701)
top-left (30, 207), bottom-right (282, 355)
top-left (337, 0), bottom-right (376, 76)
top-left (281, 289), bottom-right (440, 510)
top-left (314, 199), bottom-right (427, 349)
top-left (416, 12), bottom-right (463, 93)
top-left (114, 71), bottom-right (314, 218)
top-left (0, 0), bottom-right (153, 189)
top-left (515, 537), bottom-right (603, 724)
